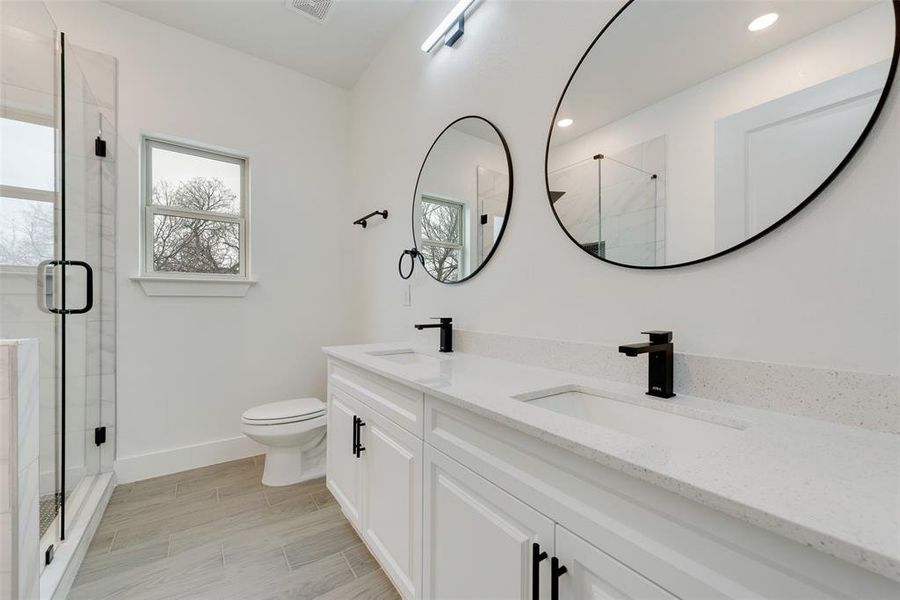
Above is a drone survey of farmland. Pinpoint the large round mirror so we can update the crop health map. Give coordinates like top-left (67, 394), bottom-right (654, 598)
top-left (546, 0), bottom-right (897, 269)
top-left (413, 116), bottom-right (512, 283)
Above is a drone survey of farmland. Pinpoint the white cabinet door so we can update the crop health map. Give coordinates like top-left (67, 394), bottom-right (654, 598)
top-left (424, 446), bottom-right (555, 600)
top-left (326, 387), bottom-right (363, 528)
top-left (555, 525), bottom-right (676, 600)
top-left (360, 409), bottom-right (422, 600)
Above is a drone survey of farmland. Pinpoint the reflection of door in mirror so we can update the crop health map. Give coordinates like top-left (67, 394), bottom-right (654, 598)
top-left (476, 166), bottom-right (507, 263)
top-left (714, 60), bottom-right (889, 251)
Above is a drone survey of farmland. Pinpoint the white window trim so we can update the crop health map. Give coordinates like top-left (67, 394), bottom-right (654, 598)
top-left (136, 135), bottom-right (255, 297)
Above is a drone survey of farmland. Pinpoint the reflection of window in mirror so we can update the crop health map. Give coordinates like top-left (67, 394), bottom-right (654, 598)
top-left (419, 195), bottom-right (466, 283)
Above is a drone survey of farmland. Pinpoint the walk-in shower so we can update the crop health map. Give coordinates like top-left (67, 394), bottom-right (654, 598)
top-left (548, 135), bottom-right (666, 267)
top-left (1, 2), bottom-right (117, 597)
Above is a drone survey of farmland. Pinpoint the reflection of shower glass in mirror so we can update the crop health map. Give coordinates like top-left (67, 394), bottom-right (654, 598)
top-left (413, 117), bottom-right (512, 283)
top-left (547, 0), bottom-right (897, 268)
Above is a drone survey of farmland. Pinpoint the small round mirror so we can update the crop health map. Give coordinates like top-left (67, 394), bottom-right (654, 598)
top-left (413, 116), bottom-right (513, 283)
top-left (546, 0), bottom-right (897, 268)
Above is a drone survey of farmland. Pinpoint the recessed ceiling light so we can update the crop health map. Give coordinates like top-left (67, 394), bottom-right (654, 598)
top-left (557, 118), bottom-right (574, 128)
top-left (748, 13), bottom-right (778, 32)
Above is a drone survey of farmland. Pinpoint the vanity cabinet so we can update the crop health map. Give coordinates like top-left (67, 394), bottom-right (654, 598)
top-left (325, 356), bottom-right (900, 600)
top-left (327, 364), bottom-right (423, 599)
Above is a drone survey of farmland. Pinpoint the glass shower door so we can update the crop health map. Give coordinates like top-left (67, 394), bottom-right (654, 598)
top-left (57, 31), bottom-right (114, 535)
top-left (1, 5), bottom-right (114, 566)
top-left (0, 0), bottom-right (64, 552)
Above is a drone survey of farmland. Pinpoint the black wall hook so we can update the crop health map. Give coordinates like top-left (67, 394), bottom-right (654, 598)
top-left (353, 210), bottom-right (388, 228)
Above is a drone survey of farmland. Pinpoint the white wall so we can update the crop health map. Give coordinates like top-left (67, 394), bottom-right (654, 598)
top-left (348, 0), bottom-right (899, 375)
top-left (45, 0), bottom-right (355, 481)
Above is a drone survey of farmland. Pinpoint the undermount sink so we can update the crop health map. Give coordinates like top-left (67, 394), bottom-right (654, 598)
top-left (513, 385), bottom-right (747, 448)
top-left (366, 348), bottom-right (443, 365)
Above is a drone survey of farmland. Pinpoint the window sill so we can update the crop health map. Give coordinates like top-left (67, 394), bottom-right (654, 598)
top-left (131, 275), bottom-right (257, 297)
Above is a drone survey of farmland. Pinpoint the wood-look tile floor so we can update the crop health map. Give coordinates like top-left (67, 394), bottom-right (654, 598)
top-left (71, 456), bottom-right (400, 600)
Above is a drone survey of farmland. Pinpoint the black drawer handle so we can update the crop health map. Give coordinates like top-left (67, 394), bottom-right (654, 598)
top-left (551, 556), bottom-right (567, 600)
top-left (352, 415), bottom-right (358, 456)
top-left (533, 542), bottom-right (548, 600)
top-left (355, 419), bottom-right (366, 457)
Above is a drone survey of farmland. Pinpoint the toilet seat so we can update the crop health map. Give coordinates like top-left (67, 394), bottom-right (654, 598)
top-left (241, 398), bottom-right (325, 426)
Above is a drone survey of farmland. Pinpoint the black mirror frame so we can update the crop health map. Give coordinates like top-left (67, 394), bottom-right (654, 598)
top-left (412, 115), bottom-right (514, 284)
top-left (544, 0), bottom-right (900, 270)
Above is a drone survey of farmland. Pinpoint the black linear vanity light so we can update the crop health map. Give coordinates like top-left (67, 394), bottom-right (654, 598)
top-left (421, 0), bottom-right (478, 52)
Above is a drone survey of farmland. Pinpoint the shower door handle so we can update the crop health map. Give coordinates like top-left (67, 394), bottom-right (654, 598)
top-left (36, 260), bottom-right (93, 315)
top-left (37, 259), bottom-right (58, 314)
top-left (66, 261), bottom-right (93, 315)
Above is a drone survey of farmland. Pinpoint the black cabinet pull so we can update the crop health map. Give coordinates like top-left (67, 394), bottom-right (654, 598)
top-left (355, 419), bottom-right (366, 457)
top-left (532, 542), bottom-right (548, 600)
top-left (352, 415), bottom-right (359, 455)
top-left (551, 556), bottom-right (567, 600)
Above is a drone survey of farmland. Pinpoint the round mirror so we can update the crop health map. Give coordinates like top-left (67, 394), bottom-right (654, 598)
top-left (413, 116), bottom-right (512, 283)
top-left (546, 0), bottom-right (897, 269)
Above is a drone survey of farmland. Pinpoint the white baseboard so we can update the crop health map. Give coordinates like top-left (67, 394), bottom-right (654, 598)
top-left (114, 435), bottom-right (264, 483)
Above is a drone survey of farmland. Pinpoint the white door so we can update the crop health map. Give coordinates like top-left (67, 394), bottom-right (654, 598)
top-left (326, 387), bottom-right (363, 528)
top-left (423, 446), bottom-right (555, 600)
top-left (555, 525), bottom-right (676, 600)
top-left (360, 409), bottom-right (423, 599)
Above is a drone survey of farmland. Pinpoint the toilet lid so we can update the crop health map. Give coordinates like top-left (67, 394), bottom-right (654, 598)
top-left (242, 398), bottom-right (325, 424)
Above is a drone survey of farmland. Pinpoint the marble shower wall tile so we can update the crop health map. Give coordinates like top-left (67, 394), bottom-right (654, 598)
top-left (0, 339), bottom-right (41, 600)
top-left (455, 330), bottom-right (900, 434)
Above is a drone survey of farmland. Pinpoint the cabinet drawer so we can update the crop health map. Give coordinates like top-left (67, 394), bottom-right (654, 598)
top-left (556, 525), bottom-right (676, 600)
top-left (425, 395), bottom-right (899, 599)
top-left (329, 360), bottom-right (424, 437)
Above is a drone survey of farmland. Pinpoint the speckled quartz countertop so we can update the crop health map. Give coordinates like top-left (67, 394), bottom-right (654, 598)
top-left (323, 342), bottom-right (900, 582)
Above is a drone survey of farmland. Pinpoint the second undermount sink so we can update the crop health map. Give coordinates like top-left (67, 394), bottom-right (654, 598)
top-left (366, 348), bottom-right (443, 365)
top-left (513, 385), bottom-right (747, 449)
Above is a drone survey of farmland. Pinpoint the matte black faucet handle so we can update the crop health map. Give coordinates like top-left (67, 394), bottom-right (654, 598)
top-left (641, 330), bottom-right (672, 343)
top-left (430, 317), bottom-right (453, 324)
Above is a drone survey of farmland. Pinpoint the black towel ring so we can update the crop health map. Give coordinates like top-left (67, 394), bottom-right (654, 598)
top-left (399, 248), bottom-right (420, 280)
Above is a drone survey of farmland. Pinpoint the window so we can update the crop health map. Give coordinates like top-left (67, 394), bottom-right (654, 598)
top-left (142, 137), bottom-right (248, 278)
top-left (0, 116), bottom-right (56, 267)
top-left (419, 195), bottom-right (464, 283)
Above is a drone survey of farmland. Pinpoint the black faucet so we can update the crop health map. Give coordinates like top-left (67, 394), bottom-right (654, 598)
top-left (415, 317), bottom-right (453, 352)
top-left (618, 331), bottom-right (675, 398)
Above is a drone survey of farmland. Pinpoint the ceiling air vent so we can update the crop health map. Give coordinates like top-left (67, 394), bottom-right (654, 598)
top-left (284, 0), bottom-right (336, 24)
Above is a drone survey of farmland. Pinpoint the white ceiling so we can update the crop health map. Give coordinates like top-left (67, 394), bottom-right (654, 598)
top-left (105, 0), bottom-right (415, 88)
top-left (552, 0), bottom-right (884, 147)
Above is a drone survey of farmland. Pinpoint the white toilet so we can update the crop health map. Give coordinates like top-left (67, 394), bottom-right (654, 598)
top-left (240, 398), bottom-right (327, 487)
